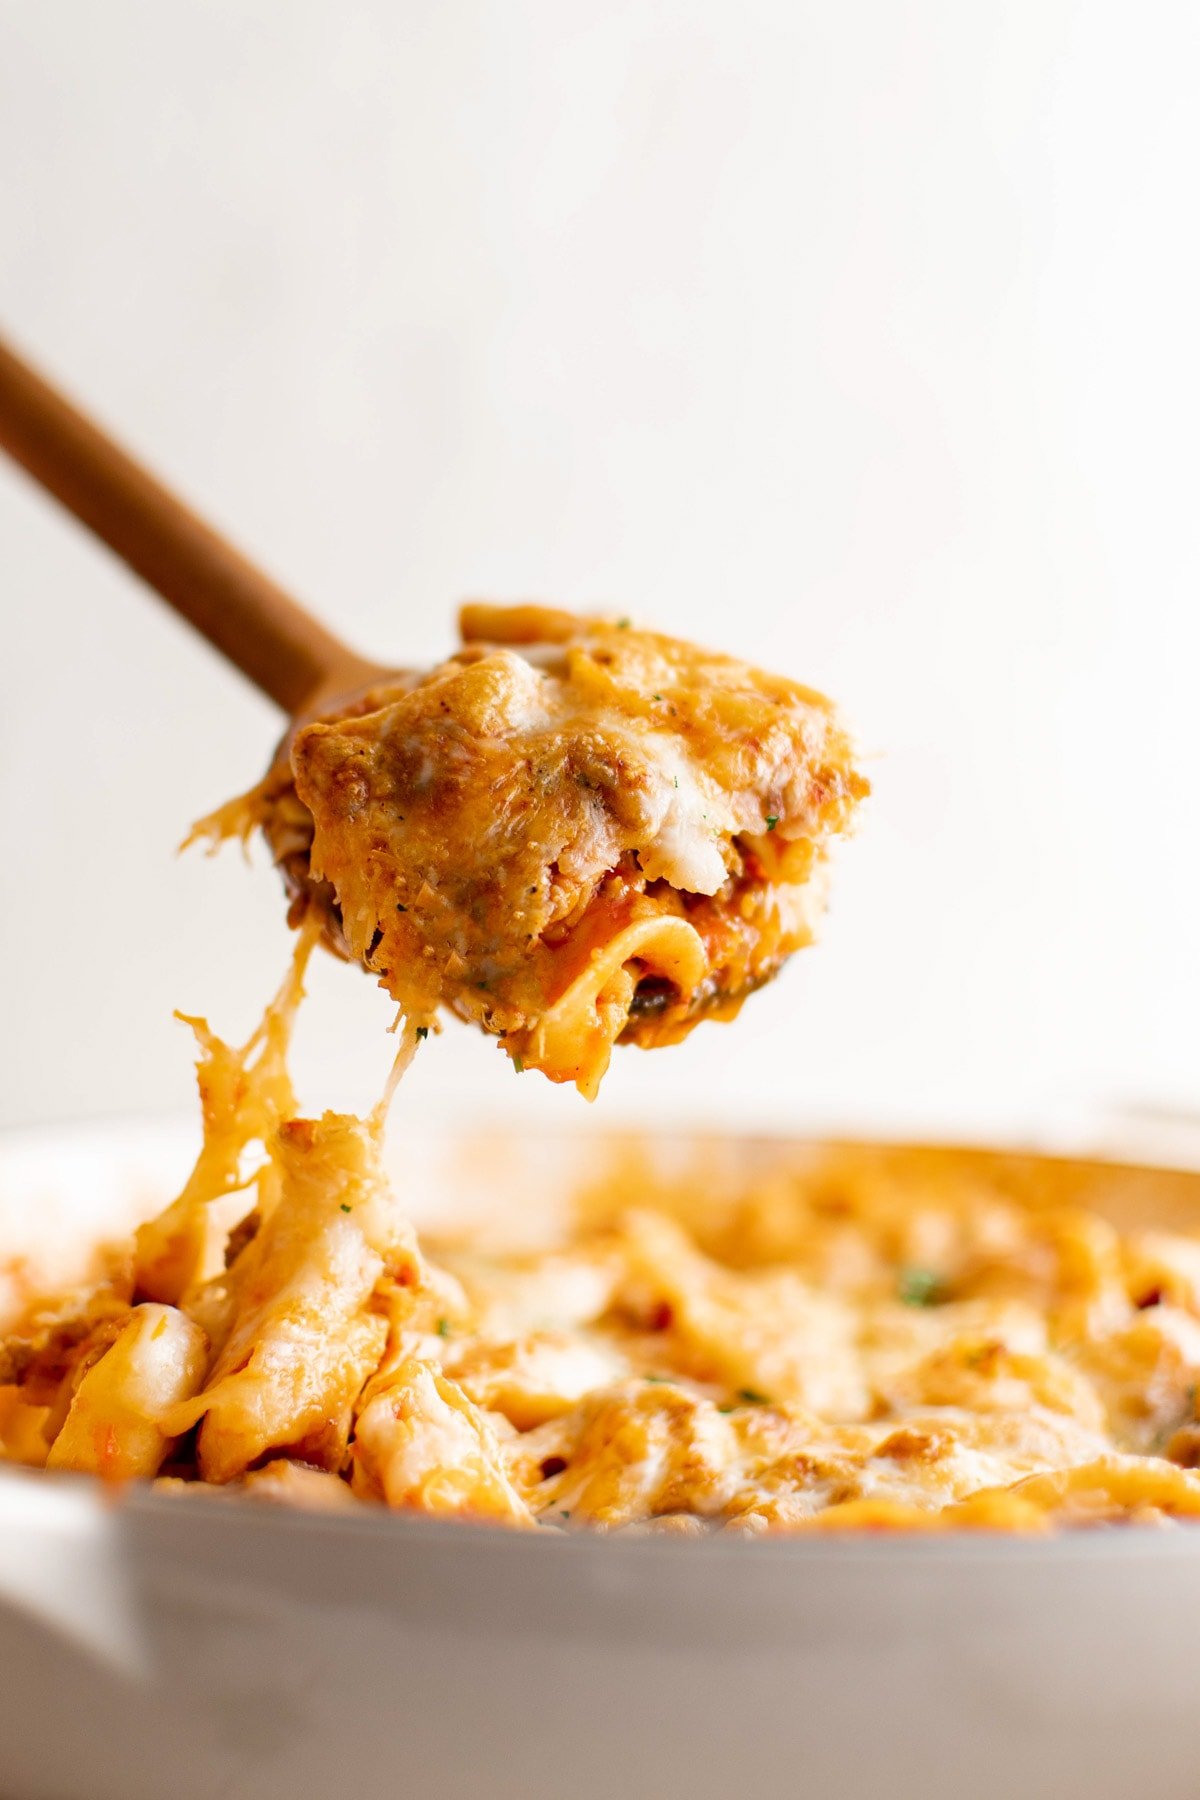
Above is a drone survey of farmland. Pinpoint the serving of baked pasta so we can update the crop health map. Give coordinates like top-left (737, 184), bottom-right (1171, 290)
top-left (197, 604), bottom-right (868, 1096)
top-left (5, 930), bottom-right (1200, 1535)
top-left (6, 601), bottom-right (1196, 1538)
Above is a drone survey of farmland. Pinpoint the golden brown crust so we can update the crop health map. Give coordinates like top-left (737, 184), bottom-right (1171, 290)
top-left (209, 605), bottom-right (867, 1095)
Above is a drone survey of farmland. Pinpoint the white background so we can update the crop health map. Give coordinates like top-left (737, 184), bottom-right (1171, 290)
top-left (1, 1), bottom-right (1197, 1145)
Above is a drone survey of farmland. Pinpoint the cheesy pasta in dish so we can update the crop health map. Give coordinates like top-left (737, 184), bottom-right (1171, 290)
top-left (198, 604), bottom-right (867, 1096)
top-left (5, 939), bottom-right (1200, 1534)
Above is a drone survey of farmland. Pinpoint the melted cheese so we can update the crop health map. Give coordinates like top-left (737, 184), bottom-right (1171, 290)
top-left (6, 962), bottom-right (1200, 1535)
top-left (196, 604), bottom-right (867, 1095)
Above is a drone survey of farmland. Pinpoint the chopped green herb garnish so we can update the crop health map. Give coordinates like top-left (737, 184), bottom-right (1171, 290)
top-left (898, 1267), bottom-right (941, 1307)
top-left (416, 1025), bottom-right (429, 1040)
top-left (437, 1318), bottom-right (451, 1338)
top-left (673, 776), bottom-right (679, 789)
top-left (644, 1373), bottom-right (672, 1384)
top-left (396, 902), bottom-right (407, 912)
top-left (653, 693), bottom-right (662, 701)
top-left (513, 1055), bottom-right (524, 1073)
top-left (765, 816), bottom-right (778, 832)
top-left (737, 1387), bottom-right (769, 1405)
top-left (616, 616), bottom-right (631, 629)
top-left (339, 1203), bottom-right (352, 1214)
top-left (560, 1509), bottom-right (571, 1520)
top-left (717, 1404), bottom-right (736, 1414)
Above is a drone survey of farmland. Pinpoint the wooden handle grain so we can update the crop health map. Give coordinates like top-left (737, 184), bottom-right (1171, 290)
top-left (0, 333), bottom-right (374, 714)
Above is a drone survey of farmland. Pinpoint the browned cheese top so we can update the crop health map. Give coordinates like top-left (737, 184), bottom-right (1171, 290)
top-left (254, 604), bottom-right (867, 1093)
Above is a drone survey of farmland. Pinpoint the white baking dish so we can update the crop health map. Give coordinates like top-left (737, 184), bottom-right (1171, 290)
top-left (3, 1123), bottom-right (1200, 1800)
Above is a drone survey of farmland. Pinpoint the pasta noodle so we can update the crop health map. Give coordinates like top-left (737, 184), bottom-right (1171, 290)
top-left (528, 916), bottom-right (709, 1097)
top-left (46, 1304), bottom-right (207, 1481)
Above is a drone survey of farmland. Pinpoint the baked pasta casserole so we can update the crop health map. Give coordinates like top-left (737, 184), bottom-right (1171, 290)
top-left (197, 604), bottom-right (868, 1096)
top-left (5, 934), bottom-right (1200, 1534)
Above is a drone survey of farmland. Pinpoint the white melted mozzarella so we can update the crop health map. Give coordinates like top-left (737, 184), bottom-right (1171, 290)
top-left (635, 737), bottom-right (731, 896)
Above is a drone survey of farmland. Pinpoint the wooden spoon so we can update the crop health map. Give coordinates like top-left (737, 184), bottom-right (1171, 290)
top-left (0, 331), bottom-right (385, 718)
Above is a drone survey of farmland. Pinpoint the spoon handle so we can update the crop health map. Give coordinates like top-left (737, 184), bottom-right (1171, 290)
top-left (0, 332), bottom-right (375, 714)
